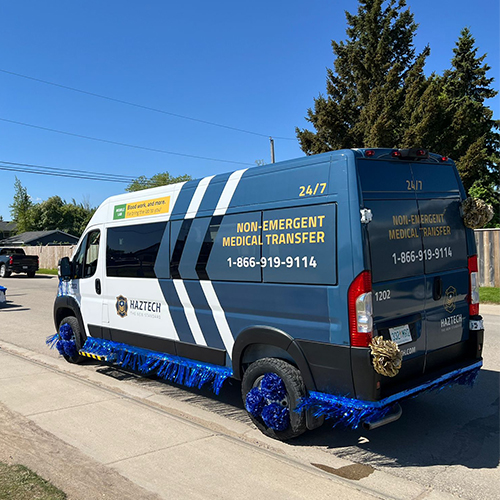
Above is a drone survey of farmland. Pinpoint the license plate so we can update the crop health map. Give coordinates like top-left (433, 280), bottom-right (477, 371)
top-left (23, 266), bottom-right (28, 269)
top-left (389, 324), bottom-right (412, 345)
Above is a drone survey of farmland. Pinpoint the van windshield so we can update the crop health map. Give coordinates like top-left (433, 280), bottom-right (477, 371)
top-left (357, 159), bottom-right (467, 283)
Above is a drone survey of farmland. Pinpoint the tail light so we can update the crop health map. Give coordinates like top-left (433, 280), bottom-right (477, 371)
top-left (348, 271), bottom-right (373, 347)
top-left (9, 256), bottom-right (13, 265)
top-left (468, 256), bottom-right (479, 316)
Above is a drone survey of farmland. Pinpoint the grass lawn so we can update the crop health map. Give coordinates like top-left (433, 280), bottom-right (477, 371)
top-left (36, 269), bottom-right (58, 275)
top-left (0, 463), bottom-right (66, 500)
top-left (479, 287), bottom-right (500, 304)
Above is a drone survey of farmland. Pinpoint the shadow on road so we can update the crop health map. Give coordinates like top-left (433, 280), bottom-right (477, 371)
top-left (292, 368), bottom-right (499, 470)
top-left (2, 275), bottom-right (55, 280)
top-left (92, 364), bottom-right (498, 470)
top-left (0, 302), bottom-right (30, 312)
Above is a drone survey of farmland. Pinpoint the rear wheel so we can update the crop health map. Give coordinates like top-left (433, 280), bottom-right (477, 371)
top-left (0, 264), bottom-right (11, 278)
top-left (58, 316), bottom-right (86, 364)
top-left (27, 271), bottom-right (36, 278)
top-left (241, 357), bottom-right (307, 441)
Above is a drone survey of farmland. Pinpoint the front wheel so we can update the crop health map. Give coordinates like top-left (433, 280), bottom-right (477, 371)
top-left (0, 264), bottom-right (11, 278)
top-left (58, 316), bottom-right (86, 364)
top-left (241, 357), bottom-right (307, 440)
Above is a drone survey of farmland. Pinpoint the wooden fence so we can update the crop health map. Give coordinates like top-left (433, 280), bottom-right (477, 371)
top-left (22, 228), bottom-right (500, 288)
top-left (24, 246), bottom-right (75, 270)
top-left (475, 229), bottom-right (500, 288)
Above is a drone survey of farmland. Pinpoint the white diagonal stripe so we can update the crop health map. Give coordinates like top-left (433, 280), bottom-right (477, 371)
top-left (213, 169), bottom-right (247, 216)
top-left (173, 280), bottom-right (207, 346)
top-left (154, 281), bottom-right (179, 340)
top-left (185, 176), bottom-right (215, 219)
top-left (200, 281), bottom-right (234, 358)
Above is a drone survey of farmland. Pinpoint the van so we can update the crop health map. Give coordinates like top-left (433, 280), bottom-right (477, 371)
top-left (52, 148), bottom-right (483, 440)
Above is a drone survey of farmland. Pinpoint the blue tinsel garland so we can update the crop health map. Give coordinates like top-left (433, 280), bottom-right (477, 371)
top-left (46, 323), bottom-right (78, 358)
top-left (78, 337), bottom-right (232, 395)
top-left (46, 324), bottom-right (482, 431)
top-left (296, 361), bottom-right (482, 429)
top-left (245, 373), bottom-right (290, 431)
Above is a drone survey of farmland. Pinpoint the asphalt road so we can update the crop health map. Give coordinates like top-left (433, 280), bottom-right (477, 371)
top-left (0, 275), bottom-right (498, 500)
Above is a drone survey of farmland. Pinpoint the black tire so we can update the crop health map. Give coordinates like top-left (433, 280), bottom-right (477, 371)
top-left (0, 264), bottom-right (11, 278)
top-left (58, 316), bottom-right (87, 364)
top-left (241, 357), bottom-right (307, 440)
top-left (27, 271), bottom-right (36, 278)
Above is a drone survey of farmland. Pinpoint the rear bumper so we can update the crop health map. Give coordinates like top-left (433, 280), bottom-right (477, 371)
top-left (296, 360), bottom-right (482, 429)
top-left (295, 324), bottom-right (483, 402)
top-left (8, 264), bottom-right (38, 273)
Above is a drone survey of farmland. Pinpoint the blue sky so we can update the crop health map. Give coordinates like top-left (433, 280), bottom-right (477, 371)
top-left (0, 0), bottom-right (498, 221)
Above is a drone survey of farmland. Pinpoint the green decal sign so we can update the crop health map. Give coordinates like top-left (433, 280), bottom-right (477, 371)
top-left (113, 204), bottom-right (127, 220)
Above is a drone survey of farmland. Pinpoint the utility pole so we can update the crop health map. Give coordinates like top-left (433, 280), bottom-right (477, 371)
top-left (270, 137), bottom-right (275, 164)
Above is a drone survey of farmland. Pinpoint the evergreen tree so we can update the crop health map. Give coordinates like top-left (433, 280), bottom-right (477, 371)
top-left (126, 171), bottom-right (192, 192)
top-left (9, 177), bottom-right (34, 233)
top-left (296, 0), bottom-right (424, 152)
top-left (440, 28), bottom-right (499, 195)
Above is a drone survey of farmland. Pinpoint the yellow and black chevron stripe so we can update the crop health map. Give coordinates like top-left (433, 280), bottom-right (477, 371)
top-left (79, 351), bottom-right (107, 361)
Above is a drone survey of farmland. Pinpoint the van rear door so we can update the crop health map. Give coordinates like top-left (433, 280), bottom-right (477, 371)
top-left (357, 157), bottom-right (470, 396)
top-left (411, 162), bottom-right (469, 371)
top-left (358, 159), bottom-right (427, 387)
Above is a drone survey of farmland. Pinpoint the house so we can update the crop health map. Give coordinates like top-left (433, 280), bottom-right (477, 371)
top-left (0, 230), bottom-right (79, 246)
top-left (0, 221), bottom-right (17, 241)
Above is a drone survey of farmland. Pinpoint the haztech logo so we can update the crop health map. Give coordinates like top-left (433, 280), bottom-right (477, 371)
top-left (116, 295), bottom-right (128, 318)
top-left (444, 286), bottom-right (457, 313)
top-left (130, 300), bottom-right (161, 313)
top-left (441, 314), bottom-right (463, 330)
top-left (129, 299), bottom-right (162, 319)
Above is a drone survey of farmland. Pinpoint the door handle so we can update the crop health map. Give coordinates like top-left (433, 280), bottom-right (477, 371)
top-left (433, 277), bottom-right (442, 301)
top-left (95, 278), bottom-right (101, 295)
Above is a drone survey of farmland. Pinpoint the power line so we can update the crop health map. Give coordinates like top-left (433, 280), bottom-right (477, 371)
top-left (0, 117), bottom-right (254, 166)
top-left (0, 160), bottom-right (137, 181)
top-left (0, 68), bottom-right (296, 141)
top-left (0, 160), bottom-right (132, 183)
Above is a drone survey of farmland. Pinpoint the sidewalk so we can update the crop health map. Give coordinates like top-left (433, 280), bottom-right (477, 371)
top-left (480, 303), bottom-right (500, 316)
top-left (0, 344), bottom-right (388, 500)
top-left (0, 342), bottom-right (462, 500)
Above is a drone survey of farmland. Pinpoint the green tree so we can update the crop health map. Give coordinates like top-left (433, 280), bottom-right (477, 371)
top-left (296, 0), bottom-right (425, 152)
top-left (31, 196), bottom-right (95, 237)
top-left (440, 28), bottom-right (499, 196)
top-left (9, 177), bottom-right (34, 233)
top-left (296, 3), bottom-right (499, 226)
top-left (61, 201), bottom-right (96, 237)
top-left (126, 172), bottom-right (192, 192)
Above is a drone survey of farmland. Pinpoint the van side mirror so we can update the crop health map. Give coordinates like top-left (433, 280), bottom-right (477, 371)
top-left (59, 257), bottom-right (72, 280)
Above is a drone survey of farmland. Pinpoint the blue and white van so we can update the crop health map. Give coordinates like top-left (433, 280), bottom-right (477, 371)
top-left (53, 148), bottom-right (483, 440)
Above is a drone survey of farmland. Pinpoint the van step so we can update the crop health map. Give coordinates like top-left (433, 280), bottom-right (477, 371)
top-left (79, 350), bottom-right (108, 361)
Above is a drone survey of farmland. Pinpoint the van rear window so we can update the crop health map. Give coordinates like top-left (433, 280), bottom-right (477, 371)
top-left (417, 198), bottom-right (467, 274)
top-left (366, 199), bottom-right (424, 283)
top-left (358, 160), bottom-right (468, 283)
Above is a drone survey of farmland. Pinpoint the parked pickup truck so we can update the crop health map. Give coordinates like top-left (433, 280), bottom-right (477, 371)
top-left (0, 248), bottom-right (39, 278)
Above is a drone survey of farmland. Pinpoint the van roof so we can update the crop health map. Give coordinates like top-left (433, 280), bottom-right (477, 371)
top-left (87, 149), bottom-right (454, 227)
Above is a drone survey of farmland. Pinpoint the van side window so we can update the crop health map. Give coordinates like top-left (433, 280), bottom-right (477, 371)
top-left (73, 235), bottom-right (88, 279)
top-left (84, 230), bottom-right (100, 278)
top-left (73, 230), bottom-right (100, 279)
top-left (106, 222), bottom-right (167, 278)
top-left (204, 212), bottom-right (262, 282)
top-left (262, 203), bottom-right (337, 285)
